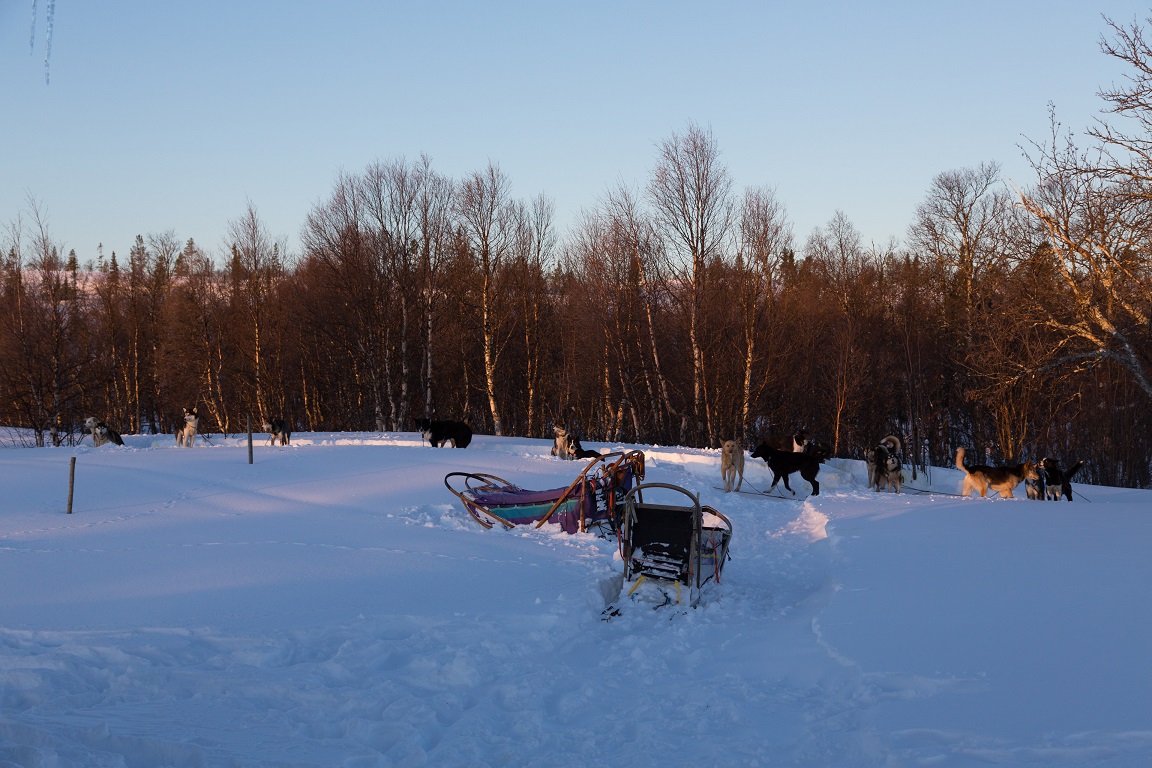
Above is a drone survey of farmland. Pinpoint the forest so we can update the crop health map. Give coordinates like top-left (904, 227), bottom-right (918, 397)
top-left (3, 20), bottom-right (1151, 488)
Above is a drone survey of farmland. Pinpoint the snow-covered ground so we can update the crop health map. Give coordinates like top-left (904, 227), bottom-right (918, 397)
top-left (1, 431), bottom-right (1150, 767)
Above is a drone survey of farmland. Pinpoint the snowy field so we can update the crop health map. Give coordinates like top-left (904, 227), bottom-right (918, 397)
top-left (1, 430), bottom-right (1150, 767)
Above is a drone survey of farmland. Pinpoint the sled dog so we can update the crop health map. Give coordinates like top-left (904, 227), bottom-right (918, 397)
top-left (868, 435), bottom-right (903, 493)
top-left (1040, 457), bottom-right (1084, 502)
top-left (262, 417), bottom-right (292, 446)
top-left (955, 447), bottom-right (1038, 499)
top-left (177, 408), bottom-right (199, 447)
top-left (551, 425), bottom-right (575, 460)
top-left (750, 442), bottom-right (823, 496)
top-left (85, 416), bottom-right (125, 447)
top-left (720, 439), bottom-right (745, 493)
top-left (760, 429), bottom-right (811, 454)
top-left (415, 417), bottom-right (472, 448)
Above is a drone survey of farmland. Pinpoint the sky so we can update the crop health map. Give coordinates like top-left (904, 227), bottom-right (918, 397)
top-left (3, 1), bottom-right (1149, 264)
top-left (2, 429), bottom-right (1150, 764)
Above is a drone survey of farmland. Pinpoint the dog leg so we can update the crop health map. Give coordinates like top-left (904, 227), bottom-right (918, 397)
top-left (803, 468), bottom-right (820, 496)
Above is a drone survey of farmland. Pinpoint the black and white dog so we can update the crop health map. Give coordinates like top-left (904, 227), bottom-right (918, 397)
top-left (176, 407), bottom-right (199, 447)
top-left (570, 434), bottom-right (602, 460)
top-left (750, 442), bottom-right (823, 496)
top-left (415, 417), bottom-right (472, 448)
top-left (262, 417), bottom-right (292, 446)
top-left (759, 429), bottom-right (811, 454)
top-left (1040, 457), bottom-right (1084, 501)
top-left (85, 416), bottom-right (124, 447)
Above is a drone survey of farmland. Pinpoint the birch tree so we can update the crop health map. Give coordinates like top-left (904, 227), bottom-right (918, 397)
top-left (456, 163), bottom-right (518, 435)
top-left (647, 123), bottom-right (733, 445)
top-left (734, 186), bottom-right (792, 441)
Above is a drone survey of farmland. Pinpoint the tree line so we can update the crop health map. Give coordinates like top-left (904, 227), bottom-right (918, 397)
top-left (3, 19), bottom-right (1151, 488)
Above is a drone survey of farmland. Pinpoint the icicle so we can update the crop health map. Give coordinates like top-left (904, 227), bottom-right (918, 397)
top-left (29, 0), bottom-right (38, 54)
top-left (44, 0), bottom-right (55, 85)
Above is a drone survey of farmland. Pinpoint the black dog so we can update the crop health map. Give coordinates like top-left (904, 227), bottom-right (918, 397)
top-left (261, 417), bottom-right (292, 446)
top-left (1040, 457), bottom-right (1084, 501)
top-left (750, 443), bottom-right (822, 496)
top-left (415, 417), bottom-right (473, 448)
top-left (571, 434), bottom-right (602, 460)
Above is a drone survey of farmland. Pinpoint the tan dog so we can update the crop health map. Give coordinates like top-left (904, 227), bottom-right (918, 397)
top-left (721, 439), bottom-right (745, 493)
top-left (955, 447), bottom-right (1038, 498)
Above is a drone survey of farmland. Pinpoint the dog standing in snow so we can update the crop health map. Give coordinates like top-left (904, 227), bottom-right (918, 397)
top-left (176, 407), bottom-right (199, 447)
top-left (720, 439), bottom-right (744, 492)
top-left (262, 417), bottom-right (291, 446)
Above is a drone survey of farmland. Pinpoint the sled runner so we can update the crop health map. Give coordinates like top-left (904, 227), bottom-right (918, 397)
top-left (619, 483), bottom-right (733, 609)
top-left (445, 450), bottom-right (645, 533)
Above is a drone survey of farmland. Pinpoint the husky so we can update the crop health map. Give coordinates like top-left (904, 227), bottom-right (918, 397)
top-left (415, 417), bottom-right (472, 448)
top-left (1025, 476), bottom-right (1045, 500)
top-left (262, 417), bottom-right (291, 446)
top-left (720, 439), bottom-right (745, 492)
top-left (551, 425), bottom-right (575, 460)
top-left (1040, 457), bottom-right (1084, 501)
top-left (176, 407), bottom-right (199, 447)
top-left (85, 416), bottom-right (124, 447)
top-left (955, 447), bottom-right (1038, 499)
top-left (750, 442), bottom-right (823, 496)
top-left (868, 435), bottom-right (903, 493)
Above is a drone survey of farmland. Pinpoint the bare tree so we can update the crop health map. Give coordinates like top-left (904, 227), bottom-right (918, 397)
top-left (805, 212), bottom-right (874, 453)
top-left (456, 163), bottom-right (519, 435)
top-left (414, 155), bottom-right (454, 421)
top-left (516, 193), bottom-right (555, 437)
top-left (227, 202), bottom-right (286, 425)
top-left (908, 162), bottom-right (1011, 350)
top-left (604, 184), bottom-right (679, 441)
top-left (647, 123), bottom-right (733, 445)
top-left (1018, 118), bottom-right (1152, 400)
top-left (734, 186), bottom-right (792, 441)
top-left (0, 200), bottom-right (87, 445)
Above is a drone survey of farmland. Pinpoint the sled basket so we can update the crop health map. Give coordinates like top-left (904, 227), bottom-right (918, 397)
top-left (445, 450), bottom-right (645, 533)
top-left (620, 483), bottom-right (733, 608)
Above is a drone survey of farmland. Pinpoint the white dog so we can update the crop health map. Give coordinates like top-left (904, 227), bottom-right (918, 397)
top-left (721, 439), bottom-right (745, 492)
top-left (177, 407), bottom-right (199, 447)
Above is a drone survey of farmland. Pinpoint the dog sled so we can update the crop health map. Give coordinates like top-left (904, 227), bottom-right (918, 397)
top-left (616, 482), bottom-right (733, 610)
top-left (444, 450), bottom-right (645, 533)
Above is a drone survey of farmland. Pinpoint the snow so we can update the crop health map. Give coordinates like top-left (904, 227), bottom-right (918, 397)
top-left (1, 431), bottom-right (1150, 767)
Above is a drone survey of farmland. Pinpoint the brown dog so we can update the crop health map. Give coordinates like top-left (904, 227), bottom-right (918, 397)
top-left (955, 447), bottom-right (1039, 499)
top-left (721, 439), bottom-right (745, 492)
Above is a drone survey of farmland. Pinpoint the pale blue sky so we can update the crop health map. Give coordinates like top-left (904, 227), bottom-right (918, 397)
top-left (3, 1), bottom-right (1148, 262)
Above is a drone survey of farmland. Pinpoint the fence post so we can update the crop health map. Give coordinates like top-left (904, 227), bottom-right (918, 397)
top-left (67, 456), bottom-right (76, 514)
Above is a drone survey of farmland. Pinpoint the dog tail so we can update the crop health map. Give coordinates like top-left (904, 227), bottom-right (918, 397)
top-left (1066, 460), bottom-right (1085, 480)
top-left (955, 447), bottom-right (969, 474)
top-left (882, 435), bottom-right (902, 454)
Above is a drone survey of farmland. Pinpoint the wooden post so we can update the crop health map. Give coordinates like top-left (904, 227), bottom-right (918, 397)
top-left (67, 456), bottom-right (76, 514)
top-left (247, 414), bottom-right (253, 465)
